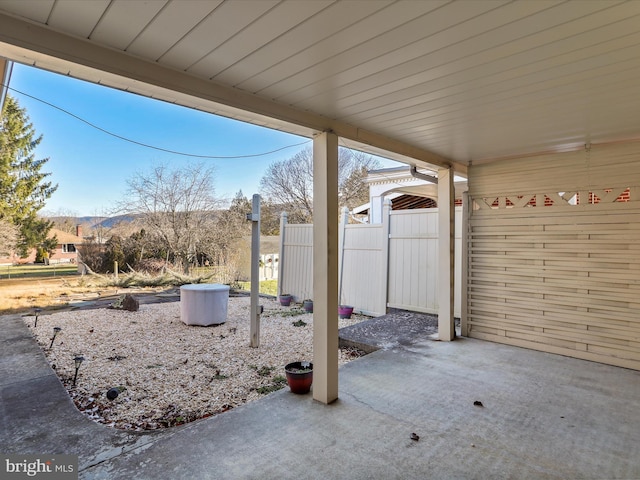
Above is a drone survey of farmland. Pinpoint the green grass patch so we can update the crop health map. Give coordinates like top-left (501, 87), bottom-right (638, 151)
top-left (237, 279), bottom-right (277, 296)
top-left (258, 366), bottom-right (275, 376)
top-left (0, 263), bottom-right (78, 280)
top-left (255, 375), bottom-right (287, 395)
top-left (263, 307), bottom-right (306, 318)
top-left (249, 365), bottom-right (277, 377)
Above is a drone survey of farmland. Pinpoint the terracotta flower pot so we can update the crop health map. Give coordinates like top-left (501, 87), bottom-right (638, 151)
top-left (284, 361), bottom-right (313, 394)
top-left (338, 305), bottom-right (354, 319)
top-left (279, 294), bottom-right (292, 306)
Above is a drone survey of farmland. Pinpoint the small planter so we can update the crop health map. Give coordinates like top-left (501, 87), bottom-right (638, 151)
top-left (284, 361), bottom-right (313, 394)
top-left (338, 305), bottom-right (354, 319)
top-left (279, 294), bottom-right (292, 307)
top-left (302, 299), bottom-right (313, 313)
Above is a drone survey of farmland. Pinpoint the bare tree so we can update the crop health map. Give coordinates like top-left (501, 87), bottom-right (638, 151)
top-left (0, 218), bottom-right (18, 257)
top-left (198, 190), bottom-right (252, 282)
top-left (259, 147), bottom-right (380, 224)
top-left (121, 163), bottom-right (220, 273)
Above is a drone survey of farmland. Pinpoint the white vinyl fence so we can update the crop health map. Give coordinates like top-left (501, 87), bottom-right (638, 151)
top-left (259, 254), bottom-right (278, 281)
top-left (279, 203), bottom-right (462, 317)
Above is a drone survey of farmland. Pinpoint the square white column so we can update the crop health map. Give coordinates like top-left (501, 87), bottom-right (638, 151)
top-left (438, 167), bottom-right (455, 341)
top-left (312, 131), bottom-right (339, 404)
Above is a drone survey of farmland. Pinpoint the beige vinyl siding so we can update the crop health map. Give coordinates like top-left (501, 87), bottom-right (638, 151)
top-left (466, 142), bottom-right (640, 370)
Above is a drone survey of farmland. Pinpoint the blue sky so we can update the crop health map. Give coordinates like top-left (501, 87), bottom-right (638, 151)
top-left (9, 62), bottom-right (385, 217)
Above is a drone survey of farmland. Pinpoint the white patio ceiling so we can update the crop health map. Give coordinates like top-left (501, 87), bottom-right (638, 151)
top-left (1, 0), bottom-right (640, 172)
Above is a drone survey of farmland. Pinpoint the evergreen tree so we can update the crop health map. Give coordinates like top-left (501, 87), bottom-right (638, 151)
top-left (228, 190), bottom-right (252, 220)
top-left (19, 215), bottom-right (57, 260)
top-left (0, 95), bottom-right (58, 257)
top-left (104, 235), bottom-right (125, 273)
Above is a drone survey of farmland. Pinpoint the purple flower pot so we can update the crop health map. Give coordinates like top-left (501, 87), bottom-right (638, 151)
top-left (338, 305), bottom-right (354, 319)
top-left (303, 300), bottom-right (313, 313)
top-left (279, 295), bottom-right (292, 306)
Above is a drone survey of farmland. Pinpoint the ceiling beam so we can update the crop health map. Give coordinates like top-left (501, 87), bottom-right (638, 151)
top-left (0, 56), bottom-right (12, 110)
top-left (0, 12), bottom-right (464, 173)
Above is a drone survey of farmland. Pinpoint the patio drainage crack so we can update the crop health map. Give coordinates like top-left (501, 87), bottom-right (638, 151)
top-left (340, 390), bottom-right (418, 428)
top-left (79, 430), bottom-right (174, 473)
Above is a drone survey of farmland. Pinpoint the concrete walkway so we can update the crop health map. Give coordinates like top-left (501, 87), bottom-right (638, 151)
top-left (2, 312), bottom-right (640, 479)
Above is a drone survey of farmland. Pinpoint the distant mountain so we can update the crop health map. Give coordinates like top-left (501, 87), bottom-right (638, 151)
top-left (46, 214), bottom-right (137, 230)
top-left (92, 215), bottom-right (137, 228)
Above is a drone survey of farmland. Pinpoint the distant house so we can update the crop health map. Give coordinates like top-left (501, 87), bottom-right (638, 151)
top-left (0, 225), bottom-right (84, 265)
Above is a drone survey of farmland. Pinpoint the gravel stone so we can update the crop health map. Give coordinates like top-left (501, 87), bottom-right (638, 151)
top-left (26, 296), bottom-right (366, 430)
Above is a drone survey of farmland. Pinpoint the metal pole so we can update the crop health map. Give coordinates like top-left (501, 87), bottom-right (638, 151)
top-left (249, 194), bottom-right (261, 348)
top-left (338, 206), bottom-right (348, 306)
top-left (277, 212), bottom-right (288, 298)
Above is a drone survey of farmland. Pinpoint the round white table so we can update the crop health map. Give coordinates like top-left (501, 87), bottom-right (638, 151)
top-left (180, 283), bottom-right (230, 326)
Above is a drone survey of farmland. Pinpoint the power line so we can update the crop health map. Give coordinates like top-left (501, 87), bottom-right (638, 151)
top-left (3, 83), bottom-right (312, 159)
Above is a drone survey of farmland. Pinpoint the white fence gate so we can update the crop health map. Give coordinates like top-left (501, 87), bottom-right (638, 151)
top-left (387, 208), bottom-right (462, 314)
top-left (279, 204), bottom-right (462, 317)
top-left (339, 221), bottom-right (387, 316)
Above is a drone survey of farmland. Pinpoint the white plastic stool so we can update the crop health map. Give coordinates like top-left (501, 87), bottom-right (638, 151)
top-left (180, 284), bottom-right (230, 326)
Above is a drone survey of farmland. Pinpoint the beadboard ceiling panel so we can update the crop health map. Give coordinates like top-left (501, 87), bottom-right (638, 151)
top-left (277, 0), bottom-right (559, 106)
top-left (245, 0), bottom-right (456, 96)
top-left (217, 0), bottom-right (392, 87)
top-left (158, 0), bottom-right (279, 70)
top-left (126, 1), bottom-right (223, 61)
top-left (1, 0), bottom-right (640, 168)
top-left (47, 0), bottom-right (110, 39)
top-left (315, 2), bottom-right (638, 117)
top-left (190, 0), bottom-right (333, 79)
top-left (0, 0), bottom-right (54, 23)
top-left (348, 22), bottom-right (640, 127)
top-left (89, 0), bottom-right (167, 51)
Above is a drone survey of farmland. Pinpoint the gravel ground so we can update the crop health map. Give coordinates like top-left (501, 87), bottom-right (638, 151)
top-left (25, 296), bottom-right (367, 431)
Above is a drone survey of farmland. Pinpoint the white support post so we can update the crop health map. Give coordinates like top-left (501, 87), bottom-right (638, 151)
top-left (338, 206), bottom-right (348, 307)
top-left (380, 198), bottom-right (392, 315)
top-left (277, 212), bottom-right (288, 298)
top-left (249, 194), bottom-right (261, 348)
top-left (312, 131), bottom-right (339, 404)
top-left (460, 191), bottom-right (470, 336)
top-left (438, 167), bottom-right (455, 341)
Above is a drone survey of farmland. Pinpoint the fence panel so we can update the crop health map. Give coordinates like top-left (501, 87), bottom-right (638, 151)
top-left (387, 209), bottom-right (437, 312)
top-left (280, 207), bottom-right (462, 316)
top-left (259, 254), bottom-right (278, 281)
top-left (387, 207), bottom-right (462, 315)
top-left (340, 223), bottom-right (386, 316)
top-left (279, 224), bottom-right (313, 301)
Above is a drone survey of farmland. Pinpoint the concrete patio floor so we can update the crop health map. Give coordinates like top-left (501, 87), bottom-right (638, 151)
top-left (2, 312), bottom-right (639, 479)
